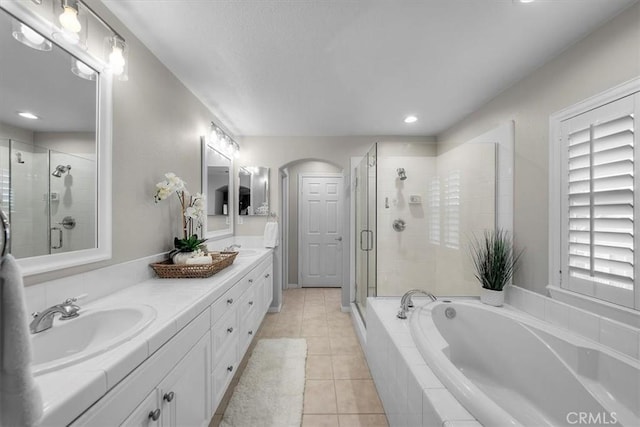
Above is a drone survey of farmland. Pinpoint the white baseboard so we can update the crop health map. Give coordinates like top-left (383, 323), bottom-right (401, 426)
top-left (350, 303), bottom-right (366, 348)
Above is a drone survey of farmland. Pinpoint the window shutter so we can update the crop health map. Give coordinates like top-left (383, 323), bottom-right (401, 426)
top-left (562, 94), bottom-right (638, 307)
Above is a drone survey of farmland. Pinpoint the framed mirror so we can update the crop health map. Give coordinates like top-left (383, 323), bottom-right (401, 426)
top-left (238, 166), bottom-right (270, 216)
top-left (201, 137), bottom-right (233, 239)
top-left (0, 4), bottom-right (112, 275)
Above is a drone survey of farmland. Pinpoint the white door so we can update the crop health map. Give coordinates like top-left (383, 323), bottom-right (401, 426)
top-left (299, 174), bottom-right (344, 287)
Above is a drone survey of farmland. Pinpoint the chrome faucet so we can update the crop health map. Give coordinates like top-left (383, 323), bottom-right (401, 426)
top-left (30, 297), bottom-right (81, 334)
top-left (223, 244), bottom-right (241, 252)
top-left (397, 289), bottom-right (437, 319)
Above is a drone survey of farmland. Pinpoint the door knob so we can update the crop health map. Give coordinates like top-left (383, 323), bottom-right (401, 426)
top-left (335, 236), bottom-right (343, 241)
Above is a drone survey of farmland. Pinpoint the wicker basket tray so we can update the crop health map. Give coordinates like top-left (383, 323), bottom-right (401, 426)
top-left (150, 251), bottom-right (238, 279)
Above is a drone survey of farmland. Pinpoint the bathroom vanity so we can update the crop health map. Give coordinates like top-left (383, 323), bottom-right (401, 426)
top-left (32, 249), bottom-right (273, 426)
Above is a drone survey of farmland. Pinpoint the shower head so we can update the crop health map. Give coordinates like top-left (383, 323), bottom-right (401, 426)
top-left (52, 164), bottom-right (71, 177)
top-left (397, 168), bottom-right (407, 181)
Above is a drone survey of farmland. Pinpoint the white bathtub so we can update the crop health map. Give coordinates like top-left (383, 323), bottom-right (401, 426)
top-left (410, 300), bottom-right (640, 427)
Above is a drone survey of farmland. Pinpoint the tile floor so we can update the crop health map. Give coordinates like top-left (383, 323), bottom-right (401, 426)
top-left (211, 287), bottom-right (388, 427)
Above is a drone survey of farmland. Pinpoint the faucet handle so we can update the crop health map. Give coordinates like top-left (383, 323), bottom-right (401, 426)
top-left (63, 293), bottom-right (88, 305)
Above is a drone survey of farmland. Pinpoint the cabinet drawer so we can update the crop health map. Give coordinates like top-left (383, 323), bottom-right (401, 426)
top-left (212, 342), bottom-right (238, 411)
top-left (120, 389), bottom-right (159, 427)
top-left (211, 305), bottom-right (238, 363)
top-left (211, 283), bottom-right (242, 326)
top-left (239, 284), bottom-right (258, 320)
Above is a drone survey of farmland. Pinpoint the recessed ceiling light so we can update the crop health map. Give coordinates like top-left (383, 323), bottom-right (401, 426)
top-left (516, 0), bottom-right (535, 3)
top-left (404, 115), bottom-right (418, 124)
top-left (18, 112), bottom-right (39, 120)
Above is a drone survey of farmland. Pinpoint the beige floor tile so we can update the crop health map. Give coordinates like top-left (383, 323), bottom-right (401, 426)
top-left (334, 380), bottom-right (384, 414)
top-left (332, 354), bottom-right (371, 380)
top-left (304, 380), bottom-right (338, 414)
top-left (338, 414), bottom-right (389, 427)
top-left (271, 323), bottom-right (301, 337)
top-left (302, 319), bottom-right (329, 337)
top-left (330, 334), bottom-right (364, 355)
top-left (303, 310), bottom-right (328, 321)
top-left (306, 336), bottom-right (332, 355)
top-left (303, 414), bottom-right (340, 427)
top-left (306, 355), bottom-right (334, 380)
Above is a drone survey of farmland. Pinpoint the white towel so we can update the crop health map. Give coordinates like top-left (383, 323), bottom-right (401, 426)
top-left (263, 222), bottom-right (279, 248)
top-left (0, 255), bottom-right (43, 427)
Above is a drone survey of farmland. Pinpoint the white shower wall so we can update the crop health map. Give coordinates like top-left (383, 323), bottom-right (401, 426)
top-left (376, 142), bottom-right (495, 297)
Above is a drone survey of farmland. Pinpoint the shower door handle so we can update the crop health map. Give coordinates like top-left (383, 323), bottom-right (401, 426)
top-left (51, 227), bottom-right (63, 249)
top-left (360, 230), bottom-right (367, 251)
top-left (366, 230), bottom-right (374, 252)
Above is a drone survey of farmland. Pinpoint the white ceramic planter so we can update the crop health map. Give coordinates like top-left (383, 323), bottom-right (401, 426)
top-left (480, 288), bottom-right (504, 307)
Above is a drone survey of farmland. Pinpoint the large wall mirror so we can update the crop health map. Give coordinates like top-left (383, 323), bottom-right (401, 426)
top-left (201, 137), bottom-right (233, 239)
top-left (0, 4), bottom-right (112, 275)
top-left (238, 166), bottom-right (269, 215)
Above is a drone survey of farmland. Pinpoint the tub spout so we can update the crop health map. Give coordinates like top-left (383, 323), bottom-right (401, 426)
top-left (397, 289), bottom-right (437, 319)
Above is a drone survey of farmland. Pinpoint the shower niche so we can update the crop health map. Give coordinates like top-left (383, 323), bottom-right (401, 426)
top-left (0, 139), bottom-right (95, 258)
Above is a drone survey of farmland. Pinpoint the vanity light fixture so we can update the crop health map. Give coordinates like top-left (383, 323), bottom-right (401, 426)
top-left (11, 20), bottom-right (52, 51)
top-left (210, 121), bottom-right (241, 158)
top-left (404, 115), bottom-right (418, 124)
top-left (58, 0), bottom-right (81, 34)
top-left (18, 112), bottom-right (39, 120)
top-left (71, 58), bottom-right (96, 81)
top-left (107, 35), bottom-right (128, 80)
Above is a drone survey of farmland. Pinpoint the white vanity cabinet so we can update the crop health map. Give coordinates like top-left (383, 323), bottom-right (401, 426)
top-left (71, 254), bottom-right (273, 427)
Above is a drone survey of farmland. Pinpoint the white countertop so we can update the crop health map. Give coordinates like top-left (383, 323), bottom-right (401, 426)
top-left (35, 249), bottom-right (273, 427)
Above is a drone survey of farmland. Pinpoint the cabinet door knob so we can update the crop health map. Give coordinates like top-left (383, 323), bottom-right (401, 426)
top-left (248, 301), bottom-right (254, 306)
top-left (248, 279), bottom-right (253, 283)
top-left (227, 298), bottom-right (234, 305)
top-left (163, 391), bottom-right (175, 402)
top-left (248, 330), bottom-right (253, 336)
top-left (265, 273), bottom-right (270, 278)
top-left (148, 409), bottom-right (161, 421)
top-left (227, 365), bottom-right (234, 372)
top-left (227, 327), bottom-right (234, 333)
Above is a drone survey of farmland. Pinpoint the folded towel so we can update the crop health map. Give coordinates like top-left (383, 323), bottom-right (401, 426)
top-left (186, 256), bottom-right (213, 265)
top-left (0, 255), bottom-right (43, 427)
top-left (263, 222), bottom-right (279, 248)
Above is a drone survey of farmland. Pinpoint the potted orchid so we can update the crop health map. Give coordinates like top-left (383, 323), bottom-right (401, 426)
top-left (154, 172), bottom-right (207, 264)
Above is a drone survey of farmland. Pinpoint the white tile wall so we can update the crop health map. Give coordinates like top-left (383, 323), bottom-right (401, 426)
top-left (506, 285), bottom-right (640, 360)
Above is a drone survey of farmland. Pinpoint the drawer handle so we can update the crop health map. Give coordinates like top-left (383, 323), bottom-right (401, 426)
top-left (163, 391), bottom-right (175, 402)
top-left (227, 298), bottom-right (234, 305)
top-left (227, 365), bottom-right (234, 372)
top-left (265, 273), bottom-right (270, 278)
top-left (149, 409), bottom-right (161, 421)
top-left (248, 301), bottom-right (254, 306)
top-left (248, 279), bottom-right (253, 283)
top-left (248, 330), bottom-right (253, 336)
top-left (227, 327), bottom-right (234, 333)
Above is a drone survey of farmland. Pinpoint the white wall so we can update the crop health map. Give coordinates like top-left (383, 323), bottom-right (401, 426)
top-left (436, 3), bottom-right (640, 295)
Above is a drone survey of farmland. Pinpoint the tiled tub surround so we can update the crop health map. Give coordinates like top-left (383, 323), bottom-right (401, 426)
top-left (506, 286), bottom-right (640, 360)
top-left (27, 247), bottom-right (273, 426)
top-left (366, 297), bottom-right (640, 426)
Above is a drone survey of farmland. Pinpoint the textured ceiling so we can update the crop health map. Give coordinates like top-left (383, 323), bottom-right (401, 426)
top-left (102, 0), bottom-right (637, 137)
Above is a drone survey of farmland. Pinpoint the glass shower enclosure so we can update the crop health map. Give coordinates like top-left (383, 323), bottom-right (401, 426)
top-left (354, 144), bottom-right (377, 321)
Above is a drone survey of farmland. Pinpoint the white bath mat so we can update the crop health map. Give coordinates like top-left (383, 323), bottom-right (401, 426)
top-left (221, 338), bottom-right (307, 427)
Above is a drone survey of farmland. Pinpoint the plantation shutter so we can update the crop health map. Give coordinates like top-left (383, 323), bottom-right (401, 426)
top-left (561, 94), bottom-right (638, 308)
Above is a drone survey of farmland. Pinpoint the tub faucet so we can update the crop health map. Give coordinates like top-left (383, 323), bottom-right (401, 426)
top-left (223, 244), bottom-right (241, 252)
top-left (397, 289), bottom-right (437, 319)
top-left (30, 297), bottom-right (81, 334)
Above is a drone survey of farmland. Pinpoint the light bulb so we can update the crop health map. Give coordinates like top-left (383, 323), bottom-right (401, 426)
top-left (404, 115), bottom-right (418, 124)
top-left (59, 5), bottom-right (81, 33)
top-left (109, 45), bottom-right (125, 75)
top-left (75, 60), bottom-right (94, 76)
top-left (20, 24), bottom-right (45, 46)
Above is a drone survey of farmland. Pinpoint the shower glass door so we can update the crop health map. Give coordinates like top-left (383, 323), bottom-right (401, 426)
top-left (354, 144), bottom-right (377, 321)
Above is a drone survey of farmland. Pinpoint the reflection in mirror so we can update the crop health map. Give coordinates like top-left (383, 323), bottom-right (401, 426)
top-left (0, 8), bottom-right (97, 260)
top-left (202, 138), bottom-right (233, 239)
top-left (238, 166), bottom-right (269, 216)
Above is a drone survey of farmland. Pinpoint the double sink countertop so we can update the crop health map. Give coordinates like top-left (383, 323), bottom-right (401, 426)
top-left (33, 249), bottom-right (273, 426)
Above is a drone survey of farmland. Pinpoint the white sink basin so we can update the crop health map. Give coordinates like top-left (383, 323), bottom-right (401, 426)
top-left (31, 305), bottom-right (156, 375)
top-left (237, 249), bottom-right (260, 257)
